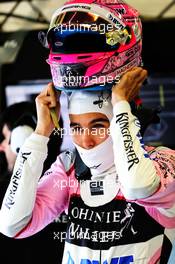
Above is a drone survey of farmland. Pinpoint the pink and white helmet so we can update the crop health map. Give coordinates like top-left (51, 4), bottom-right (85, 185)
top-left (47, 0), bottom-right (143, 91)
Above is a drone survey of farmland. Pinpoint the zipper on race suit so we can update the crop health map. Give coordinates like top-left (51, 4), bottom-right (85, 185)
top-left (100, 250), bottom-right (102, 264)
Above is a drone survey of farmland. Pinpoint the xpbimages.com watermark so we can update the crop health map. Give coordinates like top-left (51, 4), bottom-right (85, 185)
top-left (53, 127), bottom-right (111, 139)
top-left (54, 21), bottom-right (114, 35)
top-left (53, 177), bottom-right (118, 191)
top-left (49, 73), bottom-right (117, 88)
top-left (53, 229), bottom-right (121, 243)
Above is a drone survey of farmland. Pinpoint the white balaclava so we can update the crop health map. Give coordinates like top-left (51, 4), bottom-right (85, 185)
top-left (68, 90), bottom-right (114, 175)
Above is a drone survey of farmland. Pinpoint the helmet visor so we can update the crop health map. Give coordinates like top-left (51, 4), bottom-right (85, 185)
top-left (47, 27), bottom-right (120, 54)
top-left (47, 11), bottom-right (131, 54)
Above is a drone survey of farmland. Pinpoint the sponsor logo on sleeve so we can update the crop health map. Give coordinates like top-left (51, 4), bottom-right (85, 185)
top-left (5, 151), bottom-right (31, 209)
top-left (116, 113), bottom-right (139, 170)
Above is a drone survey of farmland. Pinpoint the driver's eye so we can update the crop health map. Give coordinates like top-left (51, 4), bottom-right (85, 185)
top-left (92, 123), bottom-right (105, 129)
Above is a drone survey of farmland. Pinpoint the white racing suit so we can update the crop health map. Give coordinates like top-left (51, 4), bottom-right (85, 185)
top-left (0, 101), bottom-right (175, 263)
